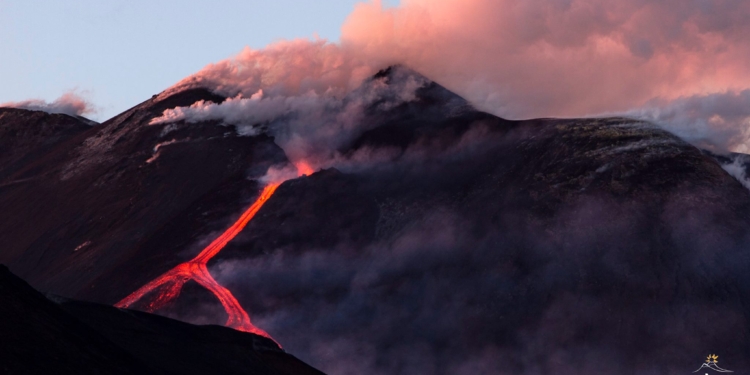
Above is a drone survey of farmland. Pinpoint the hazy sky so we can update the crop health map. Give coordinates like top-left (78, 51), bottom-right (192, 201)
top-left (0, 0), bottom-right (399, 120)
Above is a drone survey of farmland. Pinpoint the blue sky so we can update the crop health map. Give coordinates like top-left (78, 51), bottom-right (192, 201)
top-left (0, 0), bottom-right (399, 120)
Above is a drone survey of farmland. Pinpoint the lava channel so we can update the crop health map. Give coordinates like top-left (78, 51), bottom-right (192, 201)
top-left (115, 183), bottom-right (280, 339)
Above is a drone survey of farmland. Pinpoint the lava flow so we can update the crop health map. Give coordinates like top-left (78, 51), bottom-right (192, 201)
top-left (116, 183), bottom-right (280, 339)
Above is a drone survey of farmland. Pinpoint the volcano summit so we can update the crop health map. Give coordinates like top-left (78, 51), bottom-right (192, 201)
top-left (2, 65), bottom-right (750, 374)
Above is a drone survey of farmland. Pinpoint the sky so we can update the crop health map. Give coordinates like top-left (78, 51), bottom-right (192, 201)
top-left (0, 0), bottom-right (399, 120)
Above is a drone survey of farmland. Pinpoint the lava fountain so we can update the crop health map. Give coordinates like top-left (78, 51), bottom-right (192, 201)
top-left (116, 183), bottom-right (280, 339)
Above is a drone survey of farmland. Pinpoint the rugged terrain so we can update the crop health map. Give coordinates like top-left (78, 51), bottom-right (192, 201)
top-left (2, 66), bottom-right (750, 374)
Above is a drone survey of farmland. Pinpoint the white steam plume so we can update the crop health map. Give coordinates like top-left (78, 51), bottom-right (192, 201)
top-left (151, 64), bottom-right (430, 167)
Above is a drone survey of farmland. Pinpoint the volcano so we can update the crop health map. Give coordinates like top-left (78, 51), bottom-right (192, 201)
top-left (2, 66), bottom-right (750, 374)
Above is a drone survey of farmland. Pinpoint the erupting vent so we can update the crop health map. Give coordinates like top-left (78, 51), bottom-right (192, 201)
top-left (115, 183), bottom-right (281, 340)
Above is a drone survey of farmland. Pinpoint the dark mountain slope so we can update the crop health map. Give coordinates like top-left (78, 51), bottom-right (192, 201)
top-left (0, 108), bottom-right (92, 181)
top-left (200, 68), bottom-right (750, 373)
top-left (3, 66), bottom-right (750, 374)
top-left (0, 89), bottom-right (289, 301)
top-left (0, 264), bottom-right (323, 375)
top-left (0, 264), bottom-right (145, 374)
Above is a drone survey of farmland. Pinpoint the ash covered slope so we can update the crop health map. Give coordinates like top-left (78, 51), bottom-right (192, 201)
top-left (0, 264), bottom-right (323, 375)
top-left (0, 89), bottom-right (288, 301)
top-left (202, 67), bottom-right (750, 374)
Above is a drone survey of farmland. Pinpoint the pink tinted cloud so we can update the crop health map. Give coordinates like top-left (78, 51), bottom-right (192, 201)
top-left (161, 39), bottom-right (377, 100)
top-left (1, 91), bottom-right (97, 117)
top-left (160, 0), bottom-right (750, 151)
top-left (341, 0), bottom-right (750, 119)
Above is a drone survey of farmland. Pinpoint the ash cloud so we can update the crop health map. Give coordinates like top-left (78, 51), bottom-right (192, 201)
top-left (1, 91), bottom-right (97, 117)
top-left (149, 0), bottom-right (750, 155)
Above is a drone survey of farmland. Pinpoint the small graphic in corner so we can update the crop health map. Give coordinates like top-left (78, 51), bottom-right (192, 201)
top-left (694, 354), bottom-right (733, 373)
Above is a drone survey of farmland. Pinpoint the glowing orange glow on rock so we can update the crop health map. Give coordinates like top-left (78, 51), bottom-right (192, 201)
top-left (115, 183), bottom-right (281, 340)
top-left (295, 161), bottom-right (314, 176)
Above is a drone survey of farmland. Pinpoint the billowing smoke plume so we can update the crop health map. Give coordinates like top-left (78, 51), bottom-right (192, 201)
top-left (151, 0), bottom-right (750, 153)
top-left (152, 61), bottom-right (434, 167)
top-left (1, 91), bottom-right (96, 117)
top-left (159, 39), bottom-right (376, 100)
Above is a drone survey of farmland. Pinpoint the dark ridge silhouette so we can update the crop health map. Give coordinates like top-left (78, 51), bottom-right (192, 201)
top-left (0, 264), bottom-right (323, 375)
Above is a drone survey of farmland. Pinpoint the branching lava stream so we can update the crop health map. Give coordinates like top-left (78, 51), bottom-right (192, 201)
top-left (115, 183), bottom-right (280, 340)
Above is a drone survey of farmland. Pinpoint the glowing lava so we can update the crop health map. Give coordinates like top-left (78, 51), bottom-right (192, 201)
top-left (295, 161), bottom-right (314, 176)
top-left (116, 183), bottom-right (280, 339)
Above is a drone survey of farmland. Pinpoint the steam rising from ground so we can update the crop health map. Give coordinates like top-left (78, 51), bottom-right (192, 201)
top-left (153, 65), bottom-right (431, 166)
top-left (716, 153), bottom-right (750, 190)
top-left (1, 91), bottom-right (96, 117)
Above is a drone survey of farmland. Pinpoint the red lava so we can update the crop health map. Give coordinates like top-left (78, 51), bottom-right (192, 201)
top-left (115, 183), bottom-right (280, 340)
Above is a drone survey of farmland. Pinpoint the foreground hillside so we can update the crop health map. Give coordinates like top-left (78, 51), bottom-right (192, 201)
top-left (0, 265), bottom-right (323, 375)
